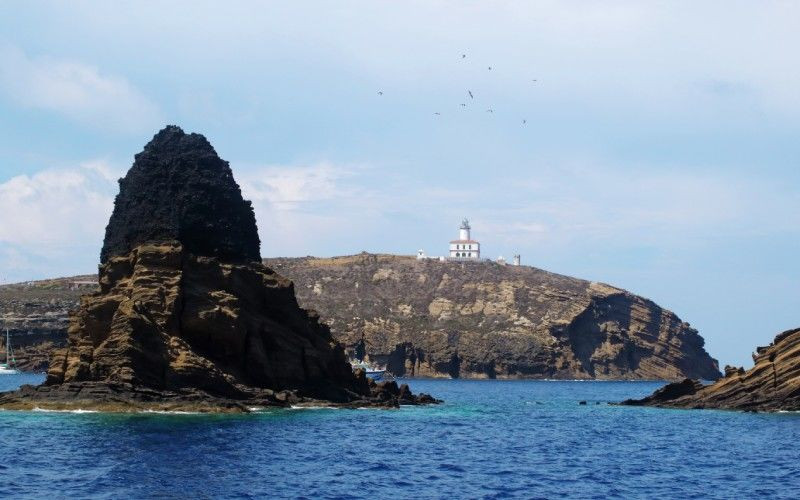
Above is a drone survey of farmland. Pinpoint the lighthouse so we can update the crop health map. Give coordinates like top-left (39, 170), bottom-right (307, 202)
top-left (449, 218), bottom-right (481, 260)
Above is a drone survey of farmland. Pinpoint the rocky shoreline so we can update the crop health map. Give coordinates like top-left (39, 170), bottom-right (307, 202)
top-left (0, 374), bottom-right (438, 413)
top-left (621, 327), bottom-right (800, 412)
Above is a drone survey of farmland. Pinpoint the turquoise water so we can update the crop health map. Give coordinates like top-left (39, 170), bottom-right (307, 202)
top-left (0, 374), bottom-right (798, 498)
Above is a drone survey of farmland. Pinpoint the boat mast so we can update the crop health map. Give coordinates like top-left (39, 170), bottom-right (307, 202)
top-left (5, 328), bottom-right (8, 365)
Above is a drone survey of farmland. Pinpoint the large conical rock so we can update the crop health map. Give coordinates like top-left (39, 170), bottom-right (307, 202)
top-left (100, 125), bottom-right (261, 264)
top-left (0, 126), bottom-right (437, 412)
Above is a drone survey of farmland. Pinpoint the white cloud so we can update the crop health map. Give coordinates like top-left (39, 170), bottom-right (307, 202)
top-left (236, 163), bottom-right (381, 256)
top-left (0, 162), bottom-right (118, 281)
top-left (0, 46), bottom-right (162, 133)
top-left (79, 159), bottom-right (122, 183)
top-left (238, 163), bottom-right (356, 211)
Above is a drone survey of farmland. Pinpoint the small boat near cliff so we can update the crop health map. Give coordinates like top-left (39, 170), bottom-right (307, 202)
top-left (0, 328), bottom-right (19, 375)
top-left (350, 361), bottom-right (387, 381)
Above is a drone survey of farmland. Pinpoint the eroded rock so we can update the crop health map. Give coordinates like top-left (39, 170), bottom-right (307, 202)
top-left (621, 327), bottom-right (800, 412)
top-left (0, 126), bottom-right (438, 412)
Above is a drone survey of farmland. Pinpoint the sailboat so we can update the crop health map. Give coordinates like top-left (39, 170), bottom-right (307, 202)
top-left (0, 328), bottom-right (18, 374)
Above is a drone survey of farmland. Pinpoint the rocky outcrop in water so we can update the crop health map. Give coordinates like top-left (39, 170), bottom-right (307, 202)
top-left (0, 126), bottom-right (437, 412)
top-left (621, 327), bottom-right (800, 411)
top-left (265, 254), bottom-right (721, 381)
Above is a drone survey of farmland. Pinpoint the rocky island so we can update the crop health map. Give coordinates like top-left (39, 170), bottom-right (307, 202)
top-left (1, 254), bottom-right (723, 382)
top-left (621, 326), bottom-right (800, 411)
top-left (265, 254), bottom-right (721, 381)
top-left (0, 126), bottom-right (437, 412)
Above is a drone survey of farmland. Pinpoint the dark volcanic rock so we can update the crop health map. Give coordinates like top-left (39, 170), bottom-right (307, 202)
top-left (0, 127), bottom-right (437, 412)
top-left (619, 378), bottom-right (703, 407)
top-left (621, 327), bottom-right (800, 412)
top-left (100, 125), bottom-right (261, 264)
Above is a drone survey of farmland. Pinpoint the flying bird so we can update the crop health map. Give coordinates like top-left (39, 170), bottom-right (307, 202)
top-left (468, 90), bottom-right (474, 99)
top-left (377, 91), bottom-right (383, 95)
top-left (461, 54), bottom-right (466, 59)
top-left (460, 103), bottom-right (466, 107)
top-left (434, 112), bottom-right (441, 115)
top-left (522, 119), bottom-right (527, 124)
top-left (486, 108), bottom-right (493, 113)
top-left (488, 66), bottom-right (492, 71)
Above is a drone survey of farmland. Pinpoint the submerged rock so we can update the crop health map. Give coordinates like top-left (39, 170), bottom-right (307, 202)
top-left (620, 327), bottom-right (800, 412)
top-left (0, 126), bottom-right (438, 412)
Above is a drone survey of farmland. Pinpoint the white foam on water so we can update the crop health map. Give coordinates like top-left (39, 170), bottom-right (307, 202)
top-left (138, 409), bottom-right (202, 415)
top-left (31, 407), bottom-right (99, 414)
top-left (289, 405), bottom-right (338, 410)
top-left (539, 379), bottom-right (630, 382)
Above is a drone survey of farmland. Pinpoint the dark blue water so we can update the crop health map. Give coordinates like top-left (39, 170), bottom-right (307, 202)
top-left (0, 374), bottom-right (798, 499)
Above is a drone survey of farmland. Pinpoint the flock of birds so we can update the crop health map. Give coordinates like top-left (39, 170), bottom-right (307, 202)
top-left (377, 52), bottom-right (537, 125)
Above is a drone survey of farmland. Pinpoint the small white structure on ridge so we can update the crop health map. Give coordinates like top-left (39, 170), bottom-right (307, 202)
top-left (449, 218), bottom-right (480, 260)
top-left (512, 254), bottom-right (521, 266)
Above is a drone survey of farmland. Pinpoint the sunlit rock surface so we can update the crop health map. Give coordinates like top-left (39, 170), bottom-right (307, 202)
top-left (265, 254), bottom-right (721, 381)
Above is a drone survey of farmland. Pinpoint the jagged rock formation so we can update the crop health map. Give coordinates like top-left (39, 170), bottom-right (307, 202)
top-left (0, 126), bottom-right (437, 412)
top-left (100, 126), bottom-right (261, 264)
top-left (622, 327), bottom-right (800, 411)
top-left (265, 254), bottom-right (721, 381)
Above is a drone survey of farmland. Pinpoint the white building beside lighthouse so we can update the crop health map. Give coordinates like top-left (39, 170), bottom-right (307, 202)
top-left (449, 218), bottom-right (480, 260)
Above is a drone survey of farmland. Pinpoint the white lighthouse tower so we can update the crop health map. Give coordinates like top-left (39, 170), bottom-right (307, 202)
top-left (449, 218), bottom-right (480, 260)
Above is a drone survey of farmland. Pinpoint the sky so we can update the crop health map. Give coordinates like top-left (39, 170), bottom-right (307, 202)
top-left (0, 1), bottom-right (798, 368)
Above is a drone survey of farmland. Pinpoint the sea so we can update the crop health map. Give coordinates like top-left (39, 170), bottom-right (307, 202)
top-left (0, 373), bottom-right (798, 499)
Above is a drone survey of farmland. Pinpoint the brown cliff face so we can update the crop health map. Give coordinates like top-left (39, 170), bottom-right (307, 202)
top-left (0, 127), bottom-right (437, 411)
top-left (41, 243), bottom-right (363, 400)
top-left (622, 327), bottom-right (800, 411)
top-left (264, 254), bottom-right (721, 381)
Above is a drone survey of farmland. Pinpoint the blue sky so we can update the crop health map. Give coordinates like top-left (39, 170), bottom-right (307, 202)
top-left (0, 1), bottom-right (798, 368)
